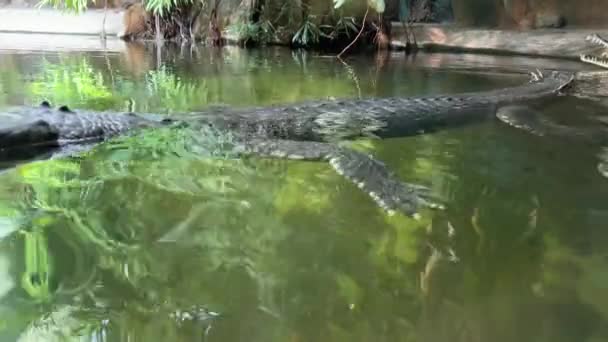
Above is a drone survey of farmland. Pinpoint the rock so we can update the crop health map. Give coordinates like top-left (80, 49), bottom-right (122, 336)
top-left (534, 13), bottom-right (567, 28)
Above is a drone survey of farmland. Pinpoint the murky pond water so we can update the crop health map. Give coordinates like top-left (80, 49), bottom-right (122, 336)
top-left (0, 43), bottom-right (607, 342)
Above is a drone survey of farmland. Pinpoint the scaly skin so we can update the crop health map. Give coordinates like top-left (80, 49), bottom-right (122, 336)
top-left (0, 101), bottom-right (165, 149)
top-left (0, 71), bottom-right (573, 150)
top-left (178, 70), bottom-right (574, 141)
top-left (0, 70), bottom-right (574, 217)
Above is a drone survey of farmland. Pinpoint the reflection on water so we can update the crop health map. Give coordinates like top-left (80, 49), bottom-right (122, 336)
top-left (0, 44), bottom-right (607, 342)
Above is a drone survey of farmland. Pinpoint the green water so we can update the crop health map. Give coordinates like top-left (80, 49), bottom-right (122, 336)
top-left (0, 45), bottom-right (607, 342)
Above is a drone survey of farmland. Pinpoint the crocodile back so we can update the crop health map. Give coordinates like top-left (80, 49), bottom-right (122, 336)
top-left (308, 71), bottom-right (574, 140)
top-left (479, 71), bottom-right (574, 104)
top-left (43, 108), bottom-right (160, 142)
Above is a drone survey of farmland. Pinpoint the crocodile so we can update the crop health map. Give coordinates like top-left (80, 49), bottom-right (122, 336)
top-left (0, 70), bottom-right (574, 218)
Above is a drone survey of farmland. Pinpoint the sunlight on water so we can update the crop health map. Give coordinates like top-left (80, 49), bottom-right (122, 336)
top-left (0, 45), bottom-right (607, 342)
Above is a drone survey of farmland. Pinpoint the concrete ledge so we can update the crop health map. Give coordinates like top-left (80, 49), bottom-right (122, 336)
top-left (0, 32), bottom-right (126, 52)
top-left (391, 23), bottom-right (608, 59)
top-left (0, 8), bottom-right (123, 35)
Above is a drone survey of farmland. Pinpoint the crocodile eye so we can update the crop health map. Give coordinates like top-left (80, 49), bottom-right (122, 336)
top-left (40, 101), bottom-right (51, 108)
top-left (58, 105), bottom-right (72, 112)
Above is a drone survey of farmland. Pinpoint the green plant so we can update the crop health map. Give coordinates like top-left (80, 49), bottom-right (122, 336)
top-left (292, 16), bottom-right (328, 47)
top-left (272, 0), bottom-right (305, 28)
top-left (36, 0), bottom-right (88, 13)
top-left (226, 19), bottom-right (277, 46)
top-left (28, 58), bottom-right (117, 110)
top-left (328, 16), bottom-right (359, 39)
top-left (145, 0), bottom-right (195, 16)
top-left (144, 66), bottom-right (201, 112)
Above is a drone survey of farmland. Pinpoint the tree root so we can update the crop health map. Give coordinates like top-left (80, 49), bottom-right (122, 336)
top-left (337, 6), bottom-right (369, 59)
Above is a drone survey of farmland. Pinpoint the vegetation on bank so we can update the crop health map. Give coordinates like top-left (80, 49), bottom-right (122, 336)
top-left (31, 0), bottom-right (459, 52)
top-left (35, 0), bottom-right (400, 51)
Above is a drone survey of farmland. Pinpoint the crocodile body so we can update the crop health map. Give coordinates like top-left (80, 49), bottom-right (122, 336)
top-left (195, 71), bottom-right (572, 142)
top-left (0, 71), bottom-right (574, 217)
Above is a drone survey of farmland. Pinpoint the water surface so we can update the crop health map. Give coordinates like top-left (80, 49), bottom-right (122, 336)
top-left (0, 44), bottom-right (607, 342)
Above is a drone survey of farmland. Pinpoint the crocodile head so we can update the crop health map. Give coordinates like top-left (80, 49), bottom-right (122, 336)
top-left (528, 69), bottom-right (575, 95)
top-left (580, 34), bottom-right (608, 69)
top-left (0, 102), bottom-right (61, 150)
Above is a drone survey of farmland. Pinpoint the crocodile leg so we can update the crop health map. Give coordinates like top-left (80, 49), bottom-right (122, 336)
top-left (240, 139), bottom-right (444, 218)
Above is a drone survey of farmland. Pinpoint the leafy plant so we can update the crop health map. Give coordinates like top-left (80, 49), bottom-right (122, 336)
top-left (292, 16), bottom-right (328, 47)
top-left (226, 19), bottom-right (277, 46)
top-left (28, 58), bottom-right (117, 110)
top-left (145, 0), bottom-right (195, 16)
top-left (144, 66), bottom-right (201, 112)
top-left (36, 0), bottom-right (88, 13)
top-left (271, 0), bottom-right (305, 28)
top-left (328, 16), bottom-right (360, 39)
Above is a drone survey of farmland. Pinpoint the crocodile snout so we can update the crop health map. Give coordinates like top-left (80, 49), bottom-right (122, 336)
top-left (0, 120), bottom-right (60, 149)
